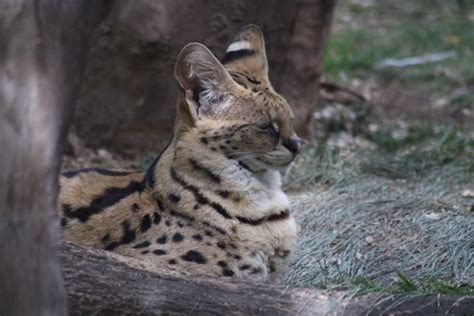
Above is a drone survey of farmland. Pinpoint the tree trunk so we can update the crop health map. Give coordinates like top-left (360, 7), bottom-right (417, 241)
top-left (0, 1), bottom-right (110, 315)
top-left (72, 0), bottom-right (337, 153)
top-left (62, 241), bottom-right (474, 316)
top-left (280, 0), bottom-right (337, 137)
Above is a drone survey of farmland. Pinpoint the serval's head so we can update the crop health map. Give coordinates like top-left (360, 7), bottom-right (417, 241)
top-left (174, 25), bottom-right (301, 172)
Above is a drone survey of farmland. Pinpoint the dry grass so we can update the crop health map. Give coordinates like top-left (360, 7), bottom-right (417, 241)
top-left (282, 132), bottom-right (473, 294)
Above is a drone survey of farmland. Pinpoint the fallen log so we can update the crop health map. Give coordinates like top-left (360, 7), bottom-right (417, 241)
top-left (61, 241), bottom-right (474, 315)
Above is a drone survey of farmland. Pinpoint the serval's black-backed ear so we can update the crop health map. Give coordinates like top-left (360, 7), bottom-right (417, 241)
top-left (222, 24), bottom-right (269, 84)
top-left (174, 43), bottom-right (236, 125)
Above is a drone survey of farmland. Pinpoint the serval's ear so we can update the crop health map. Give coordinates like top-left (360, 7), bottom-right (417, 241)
top-left (222, 24), bottom-right (269, 84)
top-left (174, 43), bottom-right (236, 126)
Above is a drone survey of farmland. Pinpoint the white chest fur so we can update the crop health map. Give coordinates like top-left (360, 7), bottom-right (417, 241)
top-left (238, 170), bottom-right (291, 219)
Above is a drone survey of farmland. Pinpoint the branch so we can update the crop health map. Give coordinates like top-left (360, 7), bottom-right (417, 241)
top-left (61, 242), bottom-right (474, 315)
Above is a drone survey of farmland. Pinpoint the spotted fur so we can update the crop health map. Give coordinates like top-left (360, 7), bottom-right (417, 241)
top-left (59, 25), bottom-right (300, 282)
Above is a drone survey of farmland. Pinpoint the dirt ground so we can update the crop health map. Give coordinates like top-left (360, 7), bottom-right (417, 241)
top-left (62, 0), bottom-right (474, 295)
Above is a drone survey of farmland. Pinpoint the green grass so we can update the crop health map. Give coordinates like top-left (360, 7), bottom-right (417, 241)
top-left (351, 273), bottom-right (474, 297)
top-left (324, 2), bottom-right (474, 94)
top-left (368, 123), bottom-right (437, 152)
top-left (361, 125), bottom-right (474, 179)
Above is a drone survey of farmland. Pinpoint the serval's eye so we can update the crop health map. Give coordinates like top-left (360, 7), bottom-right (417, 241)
top-left (259, 121), bottom-right (279, 141)
top-left (271, 121), bottom-right (280, 134)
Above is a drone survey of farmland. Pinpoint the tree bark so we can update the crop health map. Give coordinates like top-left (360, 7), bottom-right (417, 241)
top-left (62, 241), bottom-right (474, 316)
top-left (280, 0), bottom-right (337, 137)
top-left (0, 1), bottom-right (110, 315)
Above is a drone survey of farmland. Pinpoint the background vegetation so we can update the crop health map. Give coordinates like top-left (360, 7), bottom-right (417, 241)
top-left (284, 0), bottom-right (474, 296)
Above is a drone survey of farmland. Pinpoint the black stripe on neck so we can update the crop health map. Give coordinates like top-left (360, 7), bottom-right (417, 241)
top-left (170, 168), bottom-right (232, 219)
top-left (189, 159), bottom-right (221, 183)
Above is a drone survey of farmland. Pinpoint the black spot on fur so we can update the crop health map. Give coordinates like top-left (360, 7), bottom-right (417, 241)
top-left (177, 221), bottom-right (184, 227)
top-left (168, 259), bottom-right (177, 264)
top-left (104, 242), bottom-right (119, 251)
top-left (62, 204), bottom-right (73, 217)
top-left (197, 195), bottom-right (209, 205)
top-left (189, 159), bottom-right (221, 183)
top-left (141, 250), bottom-right (149, 255)
top-left (250, 267), bottom-right (263, 274)
top-left (66, 181), bottom-right (146, 222)
top-left (168, 193), bottom-right (181, 203)
top-left (217, 260), bottom-right (228, 267)
top-left (239, 264), bottom-right (251, 271)
top-left (104, 220), bottom-right (136, 250)
top-left (172, 232), bottom-right (184, 242)
top-left (216, 191), bottom-right (230, 198)
top-left (119, 220), bottom-right (136, 244)
top-left (269, 264), bottom-right (276, 273)
top-left (156, 197), bottom-right (165, 211)
top-left (165, 220), bottom-right (171, 226)
top-left (62, 168), bottom-right (137, 178)
top-left (170, 209), bottom-right (195, 222)
top-left (192, 234), bottom-right (203, 241)
top-left (200, 137), bottom-right (208, 145)
top-left (133, 241), bottom-right (150, 249)
top-left (205, 230), bottom-right (214, 237)
top-left (156, 234), bottom-right (167, 244)
top-left (131, 203), bottom-right (140, 212)
top-left (153, 249), bottom-right (167, 256)
top-left (101, 233), bottom-right (111, 243)
top-left (221, 49), bottom-right (255, 64)
top-left (153, 212), bottom-right (161, 225)
top-left (217, 241), bottom-right (226, 250)
top-left (181, 250), bottom-right (207, 264)
top-left (222, 269), bottom-right (235, 277)
top-left (140, 214), bottom-right (152, 232)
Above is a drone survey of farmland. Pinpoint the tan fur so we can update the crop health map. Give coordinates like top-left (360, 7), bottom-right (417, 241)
top-left (59, 25), bottom-right (300, 282)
